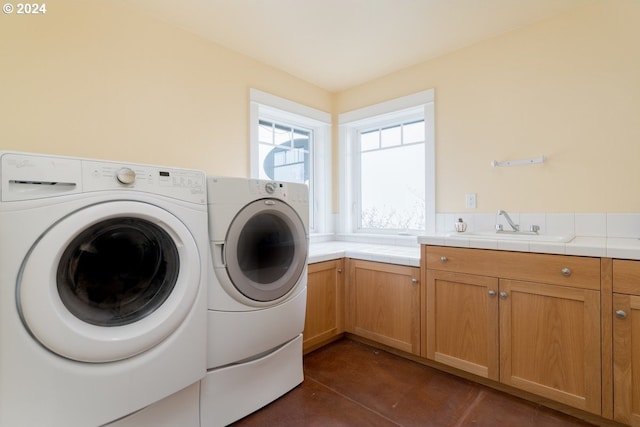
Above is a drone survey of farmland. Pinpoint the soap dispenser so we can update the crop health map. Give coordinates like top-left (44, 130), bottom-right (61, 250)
top-left (454, 218), bottom-right (467, 232)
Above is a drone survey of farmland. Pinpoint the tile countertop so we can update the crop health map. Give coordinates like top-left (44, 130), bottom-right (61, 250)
top-left (418, 234), bottom-right (640, 260)
top-left (309, 241), bottom-right (421, 267)
top-left (309, 235), bottom-right (640, 267)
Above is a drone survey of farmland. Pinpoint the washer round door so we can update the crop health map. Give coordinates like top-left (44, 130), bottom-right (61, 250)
top-left (18, 201), bottom-right (201, 363)
top-left (224, 198), bottom-right (307, 302)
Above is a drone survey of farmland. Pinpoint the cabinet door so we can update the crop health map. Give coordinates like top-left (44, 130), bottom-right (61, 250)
top-left (613, 293), bottom-right (640, 426)
top-left (303, 260), bottom-right (344, 353)
top-left (426, 270), bottom-right (499, 380)
top-left (347, 260), bottom-right (420, 355)
top-left (499, 279), bottom-right (601, 415)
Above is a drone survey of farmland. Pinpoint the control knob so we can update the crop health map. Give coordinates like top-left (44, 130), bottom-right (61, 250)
top-left (265, 182), bottom-right (276, 194)
top-left (116, 167), bottom-right (136, 185)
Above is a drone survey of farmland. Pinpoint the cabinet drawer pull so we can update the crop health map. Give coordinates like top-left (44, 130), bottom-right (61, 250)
top-left (616, 309), bottom-right (628, 319)
top-left (499, 291), bottom-right (508, 299)
top-left (411, 278), bottom-right (418, 285)
top-left (488, 290), bottom-right (496, 297)
top-left (561, 267), bottom-right (571, 276)
top-left (440, 256), bottom-right (448, 263)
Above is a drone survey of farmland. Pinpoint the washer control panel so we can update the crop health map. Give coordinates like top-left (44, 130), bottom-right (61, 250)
top-left (1, 152), bottom-right (82, 202)
top-left (116, 167), bottom-right (136, 185)
top-left (83, 160), bottom-right (206, 204)
top-left (0, 152), bottom-right (207, 204)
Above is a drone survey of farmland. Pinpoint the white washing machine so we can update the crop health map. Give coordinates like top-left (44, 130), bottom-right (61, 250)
top-left (0, 152), bottom-right (208, 427)
top-left (201, 176), bottom-right (308, 427)
top-left (105, 382), bottom-right (200, 427)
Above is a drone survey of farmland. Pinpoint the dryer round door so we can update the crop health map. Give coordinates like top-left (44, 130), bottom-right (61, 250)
top-left (224, 198), bottom-right (307, 302)
top-left (18, 201), bottom-right (201, 363)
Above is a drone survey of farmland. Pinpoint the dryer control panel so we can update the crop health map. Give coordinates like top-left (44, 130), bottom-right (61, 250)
top-left (249, 179), bottom-right (308, 204)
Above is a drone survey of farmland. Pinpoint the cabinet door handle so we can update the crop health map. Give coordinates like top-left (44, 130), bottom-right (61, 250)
top-left (488, 290), bottom-right (496, 297)
top-left (615, 309), bottom-right (628, 319)
top-left (411, 278), bottom-right (418, 285)
top-left (561, 267), bottom-right (571, 276)
top-left (499, 291), bottom-right (508, 299)
top-left (440, 256), bottom-right (448, 263)
top-left (337, 268), bottom-right (343, 273)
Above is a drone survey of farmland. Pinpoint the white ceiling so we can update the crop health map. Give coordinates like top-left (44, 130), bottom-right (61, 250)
top-left (131, 0), bottom-right (590, 92)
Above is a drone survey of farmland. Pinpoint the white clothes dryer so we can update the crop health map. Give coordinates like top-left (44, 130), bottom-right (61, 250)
top-left (0, 152), bottom-right (208, 427)
top-left (201, 176), bottom-right (308, 426)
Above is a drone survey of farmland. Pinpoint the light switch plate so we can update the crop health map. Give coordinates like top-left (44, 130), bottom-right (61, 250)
top-left (465, 193), bottom-right (477, 209)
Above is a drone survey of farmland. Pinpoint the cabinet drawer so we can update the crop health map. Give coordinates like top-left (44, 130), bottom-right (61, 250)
top-left (424, 246), bottom-right (600, 290)
top-left (613, 259), bottom-right (640, 295)
top-left (425, 246), bottom-right (499, 275)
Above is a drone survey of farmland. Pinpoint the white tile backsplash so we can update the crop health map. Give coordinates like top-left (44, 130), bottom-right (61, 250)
top-left (606, 213), bottom-right (640, 239)
top-left (545, 214), bottom-right (575, 236)
top-left (435, 214), bottom-right (450, 234)
top-left (437, 212), bottom-right (496, 233)
top-left (475, 213), bottom-right (497, 232)
top-left (575, 213), bottom-right (607, 237)
top-left (323, 212), bottom-right (640, 244)
top-left (520, 213), bottom-right (546, 233)
top-left (435, 212), bottom-right (640, 239)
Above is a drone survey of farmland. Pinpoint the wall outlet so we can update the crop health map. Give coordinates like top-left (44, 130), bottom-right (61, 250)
top-left (465, 193), bottom-right (477, 209)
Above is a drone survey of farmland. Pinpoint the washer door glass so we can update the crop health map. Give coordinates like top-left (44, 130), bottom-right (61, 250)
top-left (18, 201), bottom-right (201, 363)
top-left (57, 217), bottom-right (179, 327)
top-left (225, 199), bottom-right (307, 302)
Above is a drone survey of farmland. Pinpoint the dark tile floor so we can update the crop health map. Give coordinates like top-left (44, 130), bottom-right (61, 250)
top-left (232, 338), bottom-right (597, 427)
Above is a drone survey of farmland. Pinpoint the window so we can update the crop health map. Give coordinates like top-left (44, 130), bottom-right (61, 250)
top-left (258, 120), bottom-right (311, 183)
top-left (249, 89), bottom-right (331, 234)
top-left (359, 118), bottom-right (426, 230)
top-left (339, 90), bottom-right (435, 235)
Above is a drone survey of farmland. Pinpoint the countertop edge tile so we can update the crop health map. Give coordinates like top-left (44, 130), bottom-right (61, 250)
top-left (468, 238), bottom-right (498, 250)
top-left (309, 241), bottom-right (420, 266)
top-left (529, 242), bottom-right (566, 255)
top-left (497, 240), bottom-right (530, 252)
top-left (418, 235), bottom-right (640, 260)
top-left (311, 236), bottom-right (640, 265)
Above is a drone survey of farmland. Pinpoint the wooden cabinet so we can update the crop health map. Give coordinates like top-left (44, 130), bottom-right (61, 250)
top-left (426, 269), bottom-right (499, 380)
top-left (303, 259), bottom-right (344, 353)
top-left (346, 259), bottom-right (421, 355)
top-left (499, 278), bottom-right (600, 413)
top-left (613, 259), bottom-right (640, 426)
top-left (423, 246), bottom-right (602, 415)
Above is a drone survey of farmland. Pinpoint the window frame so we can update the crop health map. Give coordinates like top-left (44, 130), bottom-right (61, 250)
top-left (249, 89), bottom-right (331, 234)
top-left (338, 89), bottom-right (435, 236)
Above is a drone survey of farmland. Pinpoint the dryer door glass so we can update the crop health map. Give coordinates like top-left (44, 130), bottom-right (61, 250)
top-left (57, 217), bottom-right (180, 327)
top-left (225, 199), bottom-right (307, 302)
top-left (238, 213), bottom-right (293, 284)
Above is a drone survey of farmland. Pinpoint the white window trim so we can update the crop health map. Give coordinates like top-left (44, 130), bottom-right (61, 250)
top-left (249, 89), bottom-right (332, 234)
top-left (338, 89), bottom-right (435, 236)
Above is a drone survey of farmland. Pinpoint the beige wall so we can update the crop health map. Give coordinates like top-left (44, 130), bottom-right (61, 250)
top-left (2, 1), bottom-right (639, 214)
top-left (336, 0), bottom-right (640, 213)
top-left (0, 1), bottom-right (331, 176)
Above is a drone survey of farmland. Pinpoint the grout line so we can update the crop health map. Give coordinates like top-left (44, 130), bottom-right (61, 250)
top-left (303, 375), bottom-right (403, 426)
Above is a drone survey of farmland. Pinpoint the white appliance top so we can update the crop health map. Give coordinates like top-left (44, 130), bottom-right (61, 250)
top-left (0, 151), bottom-right (206, 203)
top-left (207, 175), bottom-right (309, 206)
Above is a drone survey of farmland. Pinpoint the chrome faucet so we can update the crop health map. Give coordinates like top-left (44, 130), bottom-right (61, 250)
top-left (497, 210), bottom-right (519, 232)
